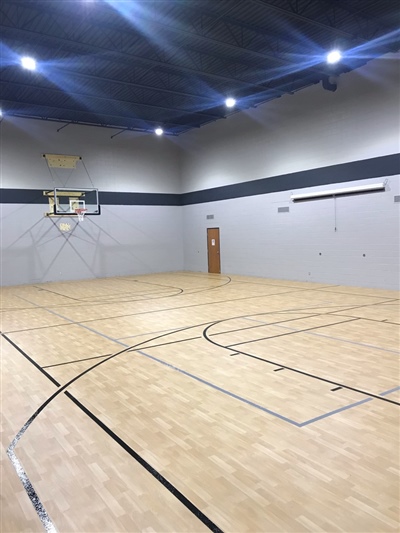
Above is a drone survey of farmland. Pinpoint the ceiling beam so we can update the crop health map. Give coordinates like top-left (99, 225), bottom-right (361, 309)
top-left (0, 24), bottom-right (275, 92)
top-left (251, 0), bottom-right (397, 52)
top-left (1, 0), bottom-right (327, 75)
top-left (0, 79), bottom-right (224, 119)
top-left (6, 113), bottom-right (188, 135)
top-left (0, 98), bottom-right (202, 129)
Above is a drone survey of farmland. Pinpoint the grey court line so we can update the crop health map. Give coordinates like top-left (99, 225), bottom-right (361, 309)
top-left (8, 295), bottom-right (395, 533)
top-left (117, 326), bottom-right (181, 340)
top-left (299, 385), bottom-right (400, 426)
top-left (28, 295), bottom-right (400, 425)
top-left (17, 296), bottom-right (301, 426)
top-left (16, 295), bottom-right (128, 348)
top-left (19, 295), bottom-right (399, 428)
top-left (244, 317), bottom-right (400, 355)
top-left (135, 349), bottom-right (399, 428)
top-left (46, 308), bottom-right (129, 348)
top-left (135, 350), bottom-right (301, 426)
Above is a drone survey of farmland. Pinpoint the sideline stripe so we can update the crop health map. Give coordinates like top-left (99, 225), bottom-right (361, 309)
top-left (65, 392), bottom-right (224, 533)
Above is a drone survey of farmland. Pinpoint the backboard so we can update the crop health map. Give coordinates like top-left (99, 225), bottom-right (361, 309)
top-left (44, 188), bottom-right (100, 216)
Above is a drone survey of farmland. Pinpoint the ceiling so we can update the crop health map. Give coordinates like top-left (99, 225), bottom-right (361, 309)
top-left (1, 0), bottom-right (399, 136)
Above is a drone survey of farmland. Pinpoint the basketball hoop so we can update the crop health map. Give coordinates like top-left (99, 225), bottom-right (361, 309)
top-left (75, 208), bottom-right (87, 222)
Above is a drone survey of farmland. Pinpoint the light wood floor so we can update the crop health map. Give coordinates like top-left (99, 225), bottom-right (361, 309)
top-left (1, 272), bottom-right (399, 533)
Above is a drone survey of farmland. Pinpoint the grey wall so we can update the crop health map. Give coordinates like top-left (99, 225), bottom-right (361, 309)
top-left (181, 53), bottom-right (400, 290)
top-left (179, 53), bottom-right (399, 193)
top-left (183, 177), bottom-right (400, 290)
top-left (0, 118), bottom-right (183, 285)
top-left (1, 53), bottom-right (399, 288)
top-left (1, 203), bottom-right (183, 286)
top-left (0, 117), bottom-right (181, 193)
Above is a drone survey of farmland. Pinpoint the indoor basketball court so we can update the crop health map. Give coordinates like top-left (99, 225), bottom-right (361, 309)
top-left (1, 1), bottom-right (399, 532)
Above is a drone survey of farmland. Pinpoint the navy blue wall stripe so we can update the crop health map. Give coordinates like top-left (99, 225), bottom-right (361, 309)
top-left (181, 153), bottom-right (400, 205)
top-left (100, 191), bottom-right (181, 206)
top-left (1, 154), bottom-right (398, 207)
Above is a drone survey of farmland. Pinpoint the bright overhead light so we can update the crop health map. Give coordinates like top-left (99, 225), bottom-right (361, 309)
top-left (225, 98), bottom-right (236, 108)
top-left (225, 97), bottom-right (236, 108)
top-left (155, 127), bottom-right (163, 136)
top-left (326, 50), bottom-right (342, 64)
top-left (21, 56), bottom-right (37, 71)
top-left (0, 109), bottom-right (3, 117)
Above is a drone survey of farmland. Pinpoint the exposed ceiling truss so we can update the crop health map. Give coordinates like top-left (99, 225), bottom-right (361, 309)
top-left (1, 0), bottom-right (399, 135)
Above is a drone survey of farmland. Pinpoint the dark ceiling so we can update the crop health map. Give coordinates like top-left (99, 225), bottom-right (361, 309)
top-left (1, 0), bottom-right (399, 136)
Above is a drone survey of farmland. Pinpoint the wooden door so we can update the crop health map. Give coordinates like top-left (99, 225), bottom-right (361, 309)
top-left (207, 228), bottom-right (221, 274)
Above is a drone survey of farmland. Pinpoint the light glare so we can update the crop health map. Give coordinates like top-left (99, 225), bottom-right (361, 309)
top-left (155, 127), bottom-right (163, 136)
top-left (21, 56), bottom-right (37, 70)
top-left (326, 50), bottom-right (342, 64)
top-left (225, 97), bottom-right (236, 108)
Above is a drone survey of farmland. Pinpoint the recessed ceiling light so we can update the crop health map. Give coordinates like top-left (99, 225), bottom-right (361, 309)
top-left (155, 127), bottom-right (163, 136)
top-left (225, 97), bottom-right (236, 108)
top-left (326, 50), bottom-right (342, 64)
top-left (21, 56), bottom-right (37, 71)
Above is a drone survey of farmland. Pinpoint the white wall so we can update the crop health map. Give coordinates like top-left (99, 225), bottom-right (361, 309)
top-left (183, 177), bottom-right (400, 290)
top-left (179, 53), bottom-right (400, 193)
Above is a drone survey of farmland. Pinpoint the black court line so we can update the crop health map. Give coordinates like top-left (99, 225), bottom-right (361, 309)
top-left (65, 392), bottom-right (223, 533)
top-left (34, 285), bottom-right (81, 301)
top-left (130, 335), bottom-right (202, 351)
top-left (128, 313), bottom-right (345, 352)
top-left (175, 272), bottom-right (226, 280)
top-left (1, 333), bottom-right (60, 387)
top-left (76, 286), bottom-right (179, 299)
top-left (186, 276), bottom-right (232, 294)
top-left (7, 282), bottom-right (331, 318)
top-left (42, 353), bottom-right (112, 369)
top-left (7, 287), bottom-right (399, 532)
top-left (226, 318), bottom-right (359, 348)
top-left (26, 287), bottom-right (184, 308)
top-left (229, 280), bottom-right (341, 291)
top-left (9, 275), bottom-right (231, 314)
top-left (209, 313), bottom-right (333, 337)
top-left (15, 285), bottom-right (341, 327)
top-left (202, 324), bottom-right (400, 407)
top-left (273, 368), bottom-right (285, 372)
top-left (3, 321), bottom-right (85, 334)
top-left (6, 318), bottom-right (227, 533)
top-left (120, 277), bottom-right (185, 292)
top-left (331, 387), bottom-right (342, 392)
top-left (125, 275), bottom-right (232, 297)
top-left (332, 313), bottom-right (400, 326)
top-left (312, 288), bottom-right (400, 300)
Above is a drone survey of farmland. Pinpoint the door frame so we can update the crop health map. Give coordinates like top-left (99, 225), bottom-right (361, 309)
top-left (207, 227), bottom-right (221, 274)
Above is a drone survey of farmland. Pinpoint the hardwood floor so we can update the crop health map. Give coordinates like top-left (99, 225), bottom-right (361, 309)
top-left (1, 273), bottom-right (399, 532)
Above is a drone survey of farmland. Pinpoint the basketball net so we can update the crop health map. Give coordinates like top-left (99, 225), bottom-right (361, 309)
top-left (75, 208), bottom-right (87, 222)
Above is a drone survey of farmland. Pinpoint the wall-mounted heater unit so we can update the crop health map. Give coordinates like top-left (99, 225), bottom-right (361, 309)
top-left (290, 183), bottom-right (386, 202)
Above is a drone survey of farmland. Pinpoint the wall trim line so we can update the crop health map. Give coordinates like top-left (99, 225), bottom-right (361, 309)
top-left (1, 154), bottom-right (398, 207)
